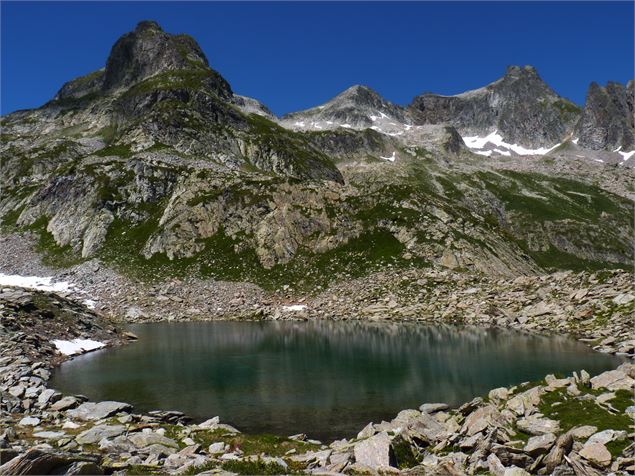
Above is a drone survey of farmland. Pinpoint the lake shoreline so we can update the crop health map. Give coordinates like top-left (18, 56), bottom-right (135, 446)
top-left (1, 285), bottom-right (634, 474)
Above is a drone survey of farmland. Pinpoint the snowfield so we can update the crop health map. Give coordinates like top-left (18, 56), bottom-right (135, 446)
top-left (283, 304), bottom-right (307, 312)
top-left (0, 273), bottom-right (73, 293)
top-left (52, 338), bottom-right (106, 356)
top-left (462, 130), bottom-right (560, 156)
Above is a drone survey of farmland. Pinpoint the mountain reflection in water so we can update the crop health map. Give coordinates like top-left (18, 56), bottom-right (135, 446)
top-left (50, 321), bottom-right (622, 440)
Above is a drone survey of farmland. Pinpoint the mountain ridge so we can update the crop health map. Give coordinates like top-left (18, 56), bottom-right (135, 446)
top-left (1, 20), bottom-right (633, 290)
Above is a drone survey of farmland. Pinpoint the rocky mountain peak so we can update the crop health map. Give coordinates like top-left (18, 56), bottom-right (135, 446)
top-left (281, 84), bottom-right (407, 130)
top-left (101, 20), bottom-right (210, 91)
top-left (574, 79), bottom-right (635, 151)
top-left (504, 64), bottom-right (538, 78)
top-left (334, 85), bottom-right (384, 105)
top-left (409, 65), bottom-right (581, 148)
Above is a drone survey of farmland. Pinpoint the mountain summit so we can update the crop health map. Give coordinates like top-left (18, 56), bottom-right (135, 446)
top-left (281, 84), bottom-right (408, 131)
top-left (408, 65), bottom-right (582, 147)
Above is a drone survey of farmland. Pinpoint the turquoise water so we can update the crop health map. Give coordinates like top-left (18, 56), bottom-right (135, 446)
top-left (50, 321), bottom-right (622, 440)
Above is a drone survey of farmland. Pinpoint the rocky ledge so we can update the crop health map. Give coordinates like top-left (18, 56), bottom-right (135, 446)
top-left (1, 287), bottom-right (634, 475)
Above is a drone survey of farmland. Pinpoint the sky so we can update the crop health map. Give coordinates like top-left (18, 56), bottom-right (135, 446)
top-left (1, 1), bottom-right (633, 116)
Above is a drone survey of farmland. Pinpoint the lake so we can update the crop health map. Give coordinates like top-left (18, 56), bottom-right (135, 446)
top-left (50, 321), bottom-right (622, 440)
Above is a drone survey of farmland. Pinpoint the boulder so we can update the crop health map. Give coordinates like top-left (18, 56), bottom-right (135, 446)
top-left (461, 405), bottom-right (506, 436)
top-left (18, 417), bottom-right (40, 427)
top-left (543, 433), bottom-right (573, 473)
top-left (419, 403), bottom-right (449, 414)
top-left (516, 415), bottom-right (560, 435)
top-left (353, 431), bottom-right (391, 469)
top-left (590, 370), bottom-right (635, 391)
top-left (523, 433), bottom-right (556, 455)
top-left (488, 387), bottom-right (510, 403)
top-left (506, 386), bottom-right (543, 416)
top-left (0, 449), bottom-right (102, 475)
top-left (51, 396), bottom-right (80, 412)
top-left (76, 425), bottom-right (126, 445)
top-left (579, 443), bottom-right (611, 467)
top-left (569, 425), bottom-right (598, 440)
top-left (129, 431), bottom-right (179, 449)
top-left (585, 429), bottom-right (626, 446)
top-left (67, 401), bottom-right (132, 421)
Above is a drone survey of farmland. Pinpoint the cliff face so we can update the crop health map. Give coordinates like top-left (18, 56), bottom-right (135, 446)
top-left (574, 80), bottom-right (635, 151)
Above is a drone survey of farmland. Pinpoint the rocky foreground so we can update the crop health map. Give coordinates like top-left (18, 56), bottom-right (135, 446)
top-left (0, 284), bottom-right (634, 475)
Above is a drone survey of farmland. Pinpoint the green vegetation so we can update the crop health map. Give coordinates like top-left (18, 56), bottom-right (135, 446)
top-left (246, 114), bottom-right (341, 181)
top-left (553, 99), bottom-right (582, 116)
top-left (94, 144), bottom-right (134, 158)
top-left (25, 217), bottom-right (86, 268)
top-left (538, 387), bottom-right (633, 435)
top-left (121, 69), bottom-right (228, 98)
top-left (222, 459), bottom-right (289, 475)
top-left (390, 435), bottom-right (420, 469)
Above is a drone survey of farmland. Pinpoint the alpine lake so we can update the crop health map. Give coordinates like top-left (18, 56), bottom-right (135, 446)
top-left (49, 321), bottom-right (623, 441)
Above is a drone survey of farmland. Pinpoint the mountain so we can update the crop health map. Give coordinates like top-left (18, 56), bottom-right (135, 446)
top-left (280, 85), bottom-right (409, 133)
top-left (574, 80), bottom-right (635, 153)
top-left (408, 65), bottom-right (582, 148)
top-left (1, 21), bottom-right (633, 292)
top-left (35, 21), bottom-right (343, 184)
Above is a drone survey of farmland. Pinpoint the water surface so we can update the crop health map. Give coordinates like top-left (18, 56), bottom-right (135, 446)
top-left (50, 321), bottom-right (622, 440)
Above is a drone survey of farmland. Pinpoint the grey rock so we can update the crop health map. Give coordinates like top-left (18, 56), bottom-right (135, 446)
top-left (575, 80), bottom-right (635, 151)
top-left (67, 401), bottom-right (132, 421)
top-left (353, 431), bottom-right (391, 469)
top-left (523, 433), bottom-right (556, 455)
top-left (76, 425), bottom-right (126, 445)
top-left (50, 396), bottom-right (79, 412)
top-left (128, 431), bottom-right (178, 449)
top-left (419, 403), bottom-right (449, 414)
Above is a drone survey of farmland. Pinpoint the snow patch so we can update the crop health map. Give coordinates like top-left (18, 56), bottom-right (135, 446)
top-left (0, 273), bottom-right (73, 293)
top-left (493, 149), bottom-right (511, 157)
top-left (52, 338), bottom-right (106, 356)
top-left (283, 304), bottom-right (307, 312)
top-left (618, 150), bottom-right (635, 161)
top-left (380, 151), bottom-right (396, 162)
top-left (83, 299), bottom-right (97, 309)
top-left (340, 124), bottom-right (352, 129)
top-left (474, 150), bottom-right (493, 157)
top-left (593, 158), bottom-right (604, 163)
top-left (462, 131), bottom-right (560, 156)
top-left (572, 138), bottom-right (579, 145)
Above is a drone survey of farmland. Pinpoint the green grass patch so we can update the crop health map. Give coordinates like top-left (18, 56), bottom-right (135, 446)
top-left (538, 388), bottom-right (633, 434)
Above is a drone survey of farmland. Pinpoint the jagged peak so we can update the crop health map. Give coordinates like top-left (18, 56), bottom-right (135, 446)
top-left (134, 20), bottom-right (163, 33)
top-left (504, 65), bottom-right (539, 78)
top-left (102, 20), bottom-right (211, 92)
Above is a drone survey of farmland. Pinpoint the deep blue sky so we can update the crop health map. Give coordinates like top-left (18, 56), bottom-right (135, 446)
top-left (2, 1), bottom-right (633, 116)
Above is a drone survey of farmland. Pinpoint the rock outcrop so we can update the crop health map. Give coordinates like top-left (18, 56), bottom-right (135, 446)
top-left (574, 80), bottom-right (635, 151)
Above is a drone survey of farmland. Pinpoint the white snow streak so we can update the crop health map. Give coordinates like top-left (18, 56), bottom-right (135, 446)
top-left (52, 339), bottom-right (106, 356)
top-left (0, 273), bottom-right (73, 293)
top-left (283, 304), bottom-right (307, 312)
top-left (462, 131), bottom-right (560, 156)
top-left (618, 150), bottom-right (635, 161)
top-left (380, 151), bottom-right (397, 162)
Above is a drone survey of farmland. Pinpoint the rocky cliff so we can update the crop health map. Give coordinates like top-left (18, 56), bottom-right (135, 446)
top-left (575, 80), bottom-right (635, 151)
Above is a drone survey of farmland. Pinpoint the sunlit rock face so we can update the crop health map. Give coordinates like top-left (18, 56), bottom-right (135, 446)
top-left (574, 80), bottom-right (635, 152)
top-left (408, 66), bottom-right (582, 148)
